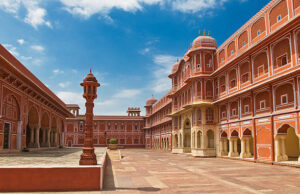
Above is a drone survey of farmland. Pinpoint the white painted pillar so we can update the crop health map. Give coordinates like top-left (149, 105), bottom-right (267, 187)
top-left (240, 137), bottom-right (246, 158)
top-left (229, 138), bottom-right (234, 157)
top-left (281, 136), bottom-right (288, 161)
top-left (274, 136), bottom-right (281, 162)
top-left (219, 139), bottom-right (224, 156)
top-left (234, 138), bottom-right (238, 156)
top-left (224, 139), bottom-right (228, 155)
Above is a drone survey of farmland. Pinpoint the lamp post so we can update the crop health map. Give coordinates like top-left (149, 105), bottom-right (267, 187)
top-left (79, 69), bottom-right (100, 165)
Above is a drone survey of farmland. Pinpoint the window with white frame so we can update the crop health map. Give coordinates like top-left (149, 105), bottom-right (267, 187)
top-left (241, 73), bottom-right (249, 83)
top-left (230, 79), bottom-right (236, 88)
top-left (258, 65), bottom-right (264, 77)
top-left (231, 50), bottom-right (234, 56)
top-left (276, 54), bottom-right (287, 68)
top-left (242, 41), bottom-right (246, 47)
top-left (222, 111), bottom-right (226, 119)
top-left (206, 59), bottom-right (212, 68)
top-left (281, 94), bottom-right (288, 105)
top-left (277, 15), bottom-right (281, 22)
top-left (244, 105), bottom-right (249, 114)
top-left (260, 100), bottom-right (266, 110)
top-left (221, 58), bottom-right (224, 62)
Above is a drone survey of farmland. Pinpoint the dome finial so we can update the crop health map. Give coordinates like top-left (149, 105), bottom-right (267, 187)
top-left (208, 31), bottom-right (210, 36)
top-left (199, 30), bottom-right (201, 36)
top-left (203, 29), bottom-right (205, 36)
top-left (89, 68), bottom-right (92, 73)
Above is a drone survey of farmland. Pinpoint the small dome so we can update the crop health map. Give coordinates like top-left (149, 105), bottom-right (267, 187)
top-left (83, 69), bottom-right (98, 82)
top-left (146, 96), bottom-right (157, 106)
top-left (192, 35), bottom-right (217, 50)
top-left (171, 63), bottom-right (179, 74)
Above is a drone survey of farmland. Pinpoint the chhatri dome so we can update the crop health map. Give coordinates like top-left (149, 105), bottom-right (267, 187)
top-left (191, 30), bottom-right (217, 50)
top-left (83, 68), bottom-right (98, 83)
top-left (145, 95), bottom-right (157, 106)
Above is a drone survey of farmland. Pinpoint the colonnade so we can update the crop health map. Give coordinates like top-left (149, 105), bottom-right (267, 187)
top-left (219, 136), bottom-right (253, 158)
top-left (27, 126), bottom-right (58, 148)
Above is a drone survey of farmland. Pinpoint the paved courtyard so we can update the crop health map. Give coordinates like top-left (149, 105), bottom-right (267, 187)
top-left (0, 148), bottom-right (106, 166)
top-left (103, 149), bottom-right (300, 193)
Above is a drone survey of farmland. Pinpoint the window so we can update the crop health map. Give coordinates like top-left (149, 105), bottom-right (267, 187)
top-left (232, 108), bottom-right (237, 116)
top-left (241, 73), bottom-right (249, 83)
top-left (197, 108), bottom-right (202, 122)
top-left (277, 15), bottom-right (281, 22)
top-left (276, 54), bottom-right (287, 68)
top-left (222, 111), bottom-right (226, 119)
top-left (281, 94), bottom-right (288, 105)
top-left (221, 85), bottom-right (226, 93)
top-left (257, 30), bottom-right (261, 36)
top-left (206, 108), bottom-right (214, 123)
top-left (231, 50), bottom-right (234, 56)
top-left (197, 64), bottom-right (201, 68)
top-left (206, 59), bottom-right (212, 68)
top-left (221, 58), bottom-right (224, 62)
top-left (244, 105), bottom-right (249, 113)
top-left (260, 100), bottom-right (266, 110)
top-left (258, 65), bottom-right (264, 77)
top-left (242, 41), bottom-right (246, 47)
top-left (230, 80), bottom-right (236, 88)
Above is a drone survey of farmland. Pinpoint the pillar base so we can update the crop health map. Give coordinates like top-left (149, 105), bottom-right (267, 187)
top-left (79, 147), bottom-right (97, 165)
top-left (240, 152), bottom-right (247, 158)
top-left (281, 154), bottom-right (288, 161)
top-left (229, 152), bottom-right (239, 157)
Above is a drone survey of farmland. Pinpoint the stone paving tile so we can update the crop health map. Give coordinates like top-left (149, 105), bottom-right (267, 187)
top-left (102, 149), bottom-right (300, 193)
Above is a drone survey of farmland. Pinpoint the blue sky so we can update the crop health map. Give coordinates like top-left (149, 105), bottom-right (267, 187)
top-left (0, 0), bottom-right (269, 115)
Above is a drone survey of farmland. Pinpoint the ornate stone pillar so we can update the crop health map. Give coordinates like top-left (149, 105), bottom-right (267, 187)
top-left (79, 69), bottom-right (100, 165)
top-left (280, 136), bottom-right (288, 161)
top-left (219, 139), bottom-right (224, 156)
top-left (42, 129), bottom-right (46, 147)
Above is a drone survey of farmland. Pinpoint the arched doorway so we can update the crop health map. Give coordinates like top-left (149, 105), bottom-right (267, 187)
top-left (219, 131), bottom-right (229, 156)
top-left (41, 113), bottom-right (50, 147)
top-left (183, 119), bottom-right (191, 153)
top-left (241, 128), bottom-right (253, 158)
top-left (27, 106), bottom-right (39, 148)
top-left (275, 124), bottom-right (300, 162)
top-left (2, 95), bottom-right (20, 149)
top-left (174, 134), bottom-right (178, 148)
top-left (51, 117), bottom-right (57, 147)
top-left (229, 130), bottom-right (240, 157)
top-left (207, 130), bottom-right (214, 148)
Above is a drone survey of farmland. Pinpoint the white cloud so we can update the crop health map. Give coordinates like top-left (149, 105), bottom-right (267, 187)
top-left (57, 91), bottom-right (85, 107)
top-left (20, 56), bottom-right (32, 60)
top-left (58, 81), bottom-right (71, 88)
top-left (171, 0), bottom-right (228, 13)
top-left (17, 39), bottom-right (25, 45)
top-left (0, 0), bottom-right (21, 14)
top-left (139, 47), bottom-right (151, 55)
top-left (30, 45), bottom-right (44, 52)
top-left (0, 0), bottom-right (51, 29)
top-left (113, 89), bottom-right (142, 98)
top-left (53, 69), bottom-right (64, 75)
top-left (151, 54), bottom-right (179, 93)
top-left (60, 0), bottom-right (163, 19)
top-left (3, 44), bottom-right (19, 56)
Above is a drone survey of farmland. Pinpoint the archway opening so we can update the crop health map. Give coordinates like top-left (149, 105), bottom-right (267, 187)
top-left (27, 106), bottom-right (39, 148)
top-left (285, 127), bottom-right (299, 161)
top-left (174, 134), bottom-right (178, 148)
top-left (183, 119), bottom-right (191, 152)
top-left (197, 131), bottom-right (202, 148)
